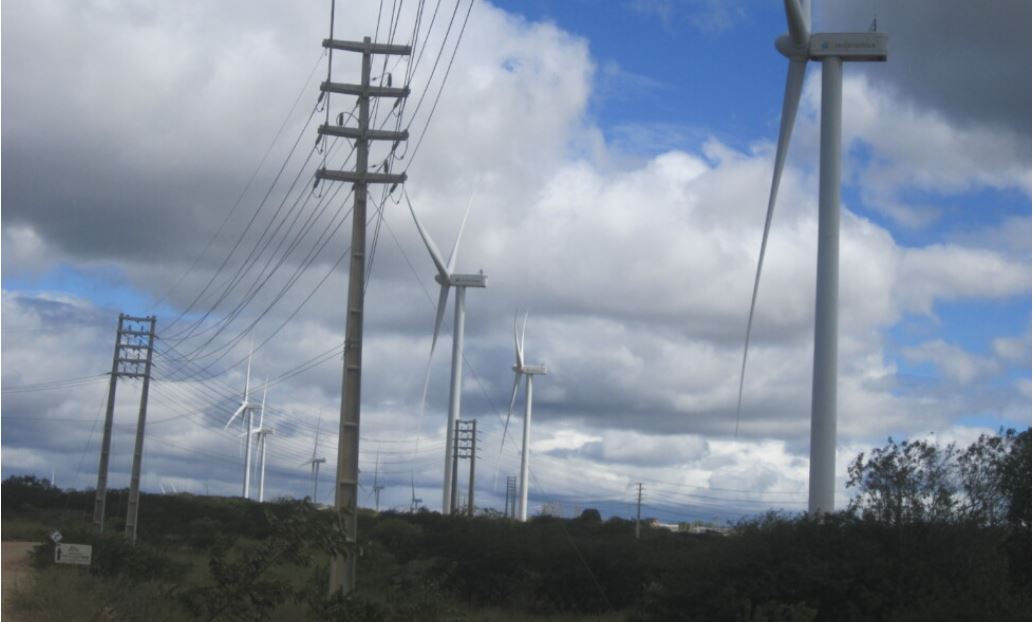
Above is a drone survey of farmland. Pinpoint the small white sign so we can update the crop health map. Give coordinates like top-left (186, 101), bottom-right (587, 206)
top-left (55, 543), bottom-right (92, 566)
top-left (49, 530), bottom-right (63, 544)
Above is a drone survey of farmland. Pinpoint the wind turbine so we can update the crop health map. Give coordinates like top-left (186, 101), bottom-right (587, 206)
top-left (251, 383), bottom-right (274, 503)
top-left (500, 313), bottom-right (547, 522)
top-left (409, 473), bottom-right (423, 513)
top-left (369, 450), bottom-right (385, 512)
top-left (406, 193), bottom-right (486, 515)
top-left (225, 354), bottom-right (259, 499)
top-left (302, 416), bottom-right (327, 503)
top-left (737, 0), bottom-right (887, 514)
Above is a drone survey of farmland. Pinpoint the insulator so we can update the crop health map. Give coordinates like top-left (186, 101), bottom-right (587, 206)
top-left (313, 177), bottom-right (321, 190)
top-left (386, 73), bottom-right (392, 87)
top-left (317, 91), bottom-right (325, 104)
top-left (337, 112), bottom-right (345, 126)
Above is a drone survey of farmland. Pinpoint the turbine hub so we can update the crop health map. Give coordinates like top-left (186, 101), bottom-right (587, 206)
top-left (775, 33), bottom-right (808, 60)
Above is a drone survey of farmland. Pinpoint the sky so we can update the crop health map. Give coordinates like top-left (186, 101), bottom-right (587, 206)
top-left (2, 0), bottom-right (1030, 524)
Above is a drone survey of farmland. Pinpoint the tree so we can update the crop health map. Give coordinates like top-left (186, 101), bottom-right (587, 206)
top-left (999, 428), bottom-right (1031, 531)
top-left (846, 438), bottom-right (957, 525)
top-left (957, 432), bottom-right (1010, 525)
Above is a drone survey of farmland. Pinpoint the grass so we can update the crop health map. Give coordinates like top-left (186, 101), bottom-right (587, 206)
top-left (7, 563), bottom-right (626, 622)
top-left (7, 564), bottom-right (187, 622)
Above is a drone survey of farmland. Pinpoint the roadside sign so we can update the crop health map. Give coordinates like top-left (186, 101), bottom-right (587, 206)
top-left (55, 543), bottom-right (92, 566)
top-left (49, 530), bottom-right (63, 544)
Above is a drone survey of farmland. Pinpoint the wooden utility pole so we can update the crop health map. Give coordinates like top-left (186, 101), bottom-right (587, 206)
top-left (316, 34), bottom-right (409, 596)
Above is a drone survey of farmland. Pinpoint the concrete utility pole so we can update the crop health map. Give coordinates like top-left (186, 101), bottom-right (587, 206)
top-left (505, 476), bottom-right (518, 519)
top-left (635, 482), bottom-right (644, 540)
top-left (450, 421), bottom-right (460, 513)
top-left (449, 420), bottom-right (477, 515)
top-left (467, 419), bottom-right (477, 516)
top-left (124, 316), bottom-right (157, 545)
top-left (315, 33), bottom-right (409, 596)
top-left (93, 314), bottom-right (125, 531)
top-left (92, 314), bottom-right (156, 537)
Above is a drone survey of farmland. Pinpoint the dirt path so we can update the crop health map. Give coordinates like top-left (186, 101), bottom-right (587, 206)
top-left (2, 541), bottom-right (39, 617)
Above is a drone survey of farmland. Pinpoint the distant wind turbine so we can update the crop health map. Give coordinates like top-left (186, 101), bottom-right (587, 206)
top-left (407, 193), bottom-right (486, 515)
top-left (409, 472), bottom-right (423, 513)
top-left (500, 313), bottom-right (547, 522)
top-left (737, 0), bottom-right (887, 514)
top-left (250, 382), bottom-right (274, 503)
top-left (225, 353), bottom-right (259, 499)
top-left (369, 450), bottom-right (385, 512)
top-left (302, 416), bottom-right (327, 503)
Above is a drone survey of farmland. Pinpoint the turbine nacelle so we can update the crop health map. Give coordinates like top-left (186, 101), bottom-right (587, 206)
top-left (808, 32), bottom-right (887, 61)
top-left (777, 32), bottom-right (887, 62)
top-left (434, 272), bottom-right (487, 288)
top-left (514, 363), bottom-right (547, 376)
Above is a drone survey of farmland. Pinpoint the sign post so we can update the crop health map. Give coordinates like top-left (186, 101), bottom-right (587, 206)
top-left (55, 543), bottom-right (93, 566)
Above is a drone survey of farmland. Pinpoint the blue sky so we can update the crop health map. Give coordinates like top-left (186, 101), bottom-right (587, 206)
top-left (1, 0), bottom-right (1029, 521)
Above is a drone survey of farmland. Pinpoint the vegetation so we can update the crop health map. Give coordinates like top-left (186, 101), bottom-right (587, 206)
top-left (3, 428), bottom-right (1029, 621)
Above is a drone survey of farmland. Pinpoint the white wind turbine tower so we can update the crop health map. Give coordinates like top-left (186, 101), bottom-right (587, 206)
top-left (737, 0), bottom-right (887, 514)
top-left (225, 354), bottom-right (259, 499)
top-left (407, 194), bottom-right (486, 515)
top-left (301, 416), bottom-right (327, 503)
top-left (501, 313), bottom-right (547, 522)
top-left (250, 383), bottom-right (275, 503)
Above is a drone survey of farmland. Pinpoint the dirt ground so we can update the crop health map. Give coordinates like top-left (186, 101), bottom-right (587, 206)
top-left (2, 542), bottom-right (38, 618)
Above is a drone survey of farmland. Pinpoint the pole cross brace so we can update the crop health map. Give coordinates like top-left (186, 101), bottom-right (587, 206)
top-left (322, 38), bottom-right (412, 56)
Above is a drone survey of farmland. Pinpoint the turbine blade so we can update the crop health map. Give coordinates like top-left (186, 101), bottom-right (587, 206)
top-left (244, 349), bottom-right (253, 401)
top-left (446, 194), bottom-right (475, 273)
top-left (500, 372), bottom-right (521, 454)
top-left (416, 285), bottom-right (451, 440)
top-left (312, 416), bottom-right (322, 460)
top-left (736, 58), bottom-right (806, 434)
top-left (520, 312), bottom-right (528, 364)
top-left (258, 379), bottom-right (268, 428)
top-left (513, 314), bottom-right (524, 368)
top-left (225, 403), bottom-right (246, 430)
top-left (406, 191), bottom-right (449, 279)
top-left (784, 0), bottom-right (809, 46)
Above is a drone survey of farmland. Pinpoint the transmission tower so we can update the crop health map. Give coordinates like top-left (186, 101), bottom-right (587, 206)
top-left (92, 314), bottom-right (156, 543)
top-left (315, 27), bottom-right (410, 595)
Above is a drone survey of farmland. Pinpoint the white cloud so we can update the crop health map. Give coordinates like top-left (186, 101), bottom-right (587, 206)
top-left (1, 1), bottom-right (1028, 518)
top-left (797, 74), bottom-right (1031, 228)
top-left (902, 339), bottom-right (999, 385)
